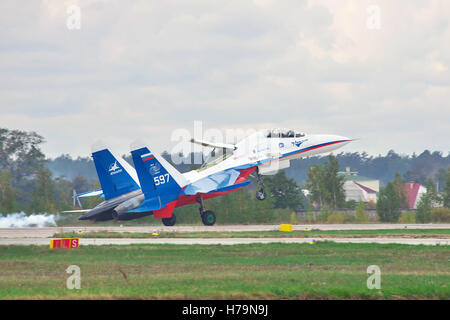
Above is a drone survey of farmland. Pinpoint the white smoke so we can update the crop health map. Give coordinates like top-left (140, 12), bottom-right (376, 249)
top-left (0, 212), bottom-right (59, 228)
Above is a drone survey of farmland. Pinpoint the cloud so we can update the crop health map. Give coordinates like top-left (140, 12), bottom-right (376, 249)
top-left (0, 0), bottom-right (449, 158)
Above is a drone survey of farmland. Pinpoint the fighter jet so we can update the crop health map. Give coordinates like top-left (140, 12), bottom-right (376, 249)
top-left (73, 129), bottom-right (351, 225)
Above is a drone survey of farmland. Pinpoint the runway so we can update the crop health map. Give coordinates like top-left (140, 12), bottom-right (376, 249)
top-left (0, 237), bottom-right (448, 246)
top-left (0, 224), bottom-right (448, 246)
top-left (0, 223), bottom-right (449, 238)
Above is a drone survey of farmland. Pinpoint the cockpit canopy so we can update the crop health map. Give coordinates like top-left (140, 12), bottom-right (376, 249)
top-left (266, 128), bottom-right (305, 138)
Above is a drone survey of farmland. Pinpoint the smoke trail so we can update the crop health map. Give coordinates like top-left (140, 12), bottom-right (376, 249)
top-left (0, 212), bottom-right (59, 228)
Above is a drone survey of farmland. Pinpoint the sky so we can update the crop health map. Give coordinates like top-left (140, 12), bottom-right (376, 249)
top-left (0, 0), bottom-right (449, 159)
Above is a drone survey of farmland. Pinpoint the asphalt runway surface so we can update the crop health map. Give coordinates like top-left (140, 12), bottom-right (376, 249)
top-left (0, 224), bottom-right (449, 246)
top-left (0, 223), bottom-right (449, 238)
top-left (0, 237), bottom-right (448, 246)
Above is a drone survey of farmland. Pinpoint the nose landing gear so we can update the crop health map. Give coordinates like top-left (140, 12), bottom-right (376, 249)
top-left (255, 167), bottom-right (266, 201)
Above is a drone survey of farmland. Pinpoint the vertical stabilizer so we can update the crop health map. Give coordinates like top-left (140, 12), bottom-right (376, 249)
top-left (91, 141), bottom-right (140, 200)
top-left (130, 141), bottom-right (187, 217)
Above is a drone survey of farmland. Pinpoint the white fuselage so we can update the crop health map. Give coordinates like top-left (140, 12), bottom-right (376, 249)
top-left (183, 131), bottom-right (351, 184)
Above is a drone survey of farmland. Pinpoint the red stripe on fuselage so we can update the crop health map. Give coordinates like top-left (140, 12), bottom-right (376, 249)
top-left (143, 156), bottom-right (155, 162)
top-left (282, 140), bottom-right (350, 160)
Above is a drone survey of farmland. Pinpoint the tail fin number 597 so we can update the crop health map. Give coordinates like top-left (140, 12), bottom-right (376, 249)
top-left (154, 174), bottom-right (170, 186)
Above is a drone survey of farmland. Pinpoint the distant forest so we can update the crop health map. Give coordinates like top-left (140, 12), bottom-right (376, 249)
top-left (47, 149), bottom-right (450, 192)
top-left (1, 128), bottom-right (449, 214)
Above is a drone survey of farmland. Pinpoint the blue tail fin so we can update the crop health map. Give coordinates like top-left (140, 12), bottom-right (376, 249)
top-left (130, 142), bottom-right (187, 205)
top-left (91, 142), bottom-right (140, 200)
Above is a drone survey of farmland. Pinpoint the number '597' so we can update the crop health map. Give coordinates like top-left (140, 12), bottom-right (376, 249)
top-left (154, 174), bottom-right (170, 185)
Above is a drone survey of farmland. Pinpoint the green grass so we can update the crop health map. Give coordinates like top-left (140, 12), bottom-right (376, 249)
top-left (53, 228), bottom-right (450, 239)
top-left (0, 242), bottom-right (448, 299)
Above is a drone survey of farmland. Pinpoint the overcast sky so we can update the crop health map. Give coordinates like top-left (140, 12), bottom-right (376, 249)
top-left (0, 0), bottom-right (449, 158)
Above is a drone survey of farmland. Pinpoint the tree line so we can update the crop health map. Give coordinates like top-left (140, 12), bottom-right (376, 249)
top-left (376, 172), bottom-right (450, 223)
top-left (286, 149), bottom-right (450, 190)
top-left (0, 128), bottom-right (99, 214)
top-left (48, 149), bottom-right (450, 191)
top-left (1, 127), bottom-right (449, 224)
top-left (304, 155), bottom-right (450, 223)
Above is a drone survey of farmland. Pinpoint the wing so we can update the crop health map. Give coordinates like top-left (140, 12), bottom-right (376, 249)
top-left (182, 169), bottom-right (242, 195)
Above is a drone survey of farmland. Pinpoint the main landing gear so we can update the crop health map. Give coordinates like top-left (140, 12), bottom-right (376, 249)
top-left (255, 167), bottom-right (266, 201)
top-left (198, 195), bottom-right (216, 226)
top-left (162, 214), bottom-right (176, 226)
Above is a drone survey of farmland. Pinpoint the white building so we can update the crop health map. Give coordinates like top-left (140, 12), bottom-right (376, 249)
top-left (339, 167), bottom-right (379, 203)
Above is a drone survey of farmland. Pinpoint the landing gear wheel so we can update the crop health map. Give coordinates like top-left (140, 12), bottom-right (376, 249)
top-left (256, 188), bottom-right (266, 200)
top-left (201, 210), bottom-right (216, 226)
top-left (162, 214), bottom-right (176, 226)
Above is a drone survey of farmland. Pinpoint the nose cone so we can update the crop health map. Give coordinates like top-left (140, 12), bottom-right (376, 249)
top-left (289, 134), bottom-right (353, 157)
top-left (309, 134), bottom-right (352, 155)
top-left (335, 136), bottom-right (352, 146)
top-left (327, 136), bottom-right (352, 150)
top-left (316, 135), bottom-right (351, 144)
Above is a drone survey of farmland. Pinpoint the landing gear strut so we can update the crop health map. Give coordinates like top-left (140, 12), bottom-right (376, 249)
top-left (255, 167), bottom-right (266, 201)
top-left (198, 195), bottom-right (216, 226)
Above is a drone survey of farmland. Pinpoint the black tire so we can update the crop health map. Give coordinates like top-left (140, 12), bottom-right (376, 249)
top-left (256, 188), bottom-right (266, 200)
top-left (162, 214), bottom-right (176, 226)
top-left (201, 210), bottom-right (216, 226)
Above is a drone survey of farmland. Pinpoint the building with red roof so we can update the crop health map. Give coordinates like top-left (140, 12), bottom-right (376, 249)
top-left (404, 183), bottom-right (427, 209)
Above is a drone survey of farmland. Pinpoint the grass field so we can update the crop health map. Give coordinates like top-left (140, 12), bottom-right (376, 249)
top-left (0, 242), bottom-right (448, 299)
top-left (53, 228), bottom-right (450, 239)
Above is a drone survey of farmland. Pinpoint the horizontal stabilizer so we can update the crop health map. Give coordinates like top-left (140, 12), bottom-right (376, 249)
top-left (62, 209), bottom-right (92, 213)
top-left (129, 198), bottom-right (176, 219)
top-left (128, 197), bottom-right (167, 213)
top-left (73, 189), bottom-right (103, 198)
